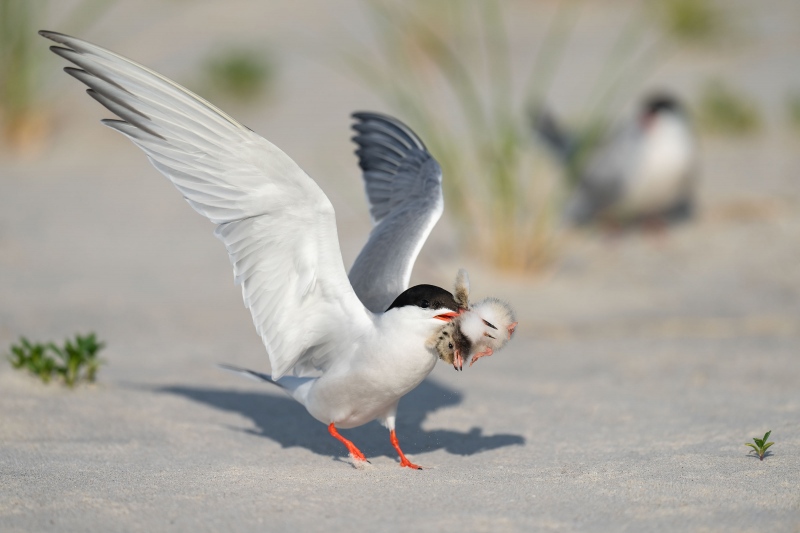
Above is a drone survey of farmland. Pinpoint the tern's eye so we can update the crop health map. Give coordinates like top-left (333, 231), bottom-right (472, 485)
top-left (448, 343), bottom-right (453, 349)
top-left (420, 300), bottom-right (430, 308)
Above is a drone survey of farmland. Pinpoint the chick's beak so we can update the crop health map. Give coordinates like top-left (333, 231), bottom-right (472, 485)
top-left (453, 349), bottom-right (464, 371)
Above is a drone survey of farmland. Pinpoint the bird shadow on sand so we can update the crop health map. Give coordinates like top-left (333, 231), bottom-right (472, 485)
top-left (157, 378), bottom-right (524, 460)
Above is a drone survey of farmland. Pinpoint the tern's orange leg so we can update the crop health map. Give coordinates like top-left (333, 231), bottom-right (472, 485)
top-left (328, 423), bottom-right (368, 463)
top-left (390, 429), bottom-right (422, 469)
top-left (469, 347), bottom-right (494, 367)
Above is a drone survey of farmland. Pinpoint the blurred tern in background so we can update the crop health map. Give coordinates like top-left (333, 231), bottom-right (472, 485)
top-left (532, 93), bottom-right (697, 227)
top-left (42, 31), bottom-right (467, 469)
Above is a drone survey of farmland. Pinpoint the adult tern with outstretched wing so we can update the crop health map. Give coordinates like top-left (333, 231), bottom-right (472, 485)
top-left (42, 31), bottom-right (462, 469)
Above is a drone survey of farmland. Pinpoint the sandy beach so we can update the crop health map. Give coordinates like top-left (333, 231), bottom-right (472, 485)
top-left (2, 1), bottom-right (799, 531)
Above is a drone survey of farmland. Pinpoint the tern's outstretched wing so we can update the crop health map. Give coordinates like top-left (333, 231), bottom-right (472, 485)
top-left (348, 112), bottom-right (443, 313)
top-left (42, 31), bottom-right (371, 379)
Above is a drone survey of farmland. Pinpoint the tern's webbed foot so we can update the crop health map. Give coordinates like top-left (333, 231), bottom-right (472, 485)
top-left (399, 457), bottom-right (423, 470)
top-left (328, 423), bottom-right (369, 464)
top-left (390, 429), bottom-right (422, 470)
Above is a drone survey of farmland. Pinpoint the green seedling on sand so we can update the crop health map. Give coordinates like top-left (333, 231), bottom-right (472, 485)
top-left (745, 430), bottom-right (774, 461)
top-left (7, 333), bottom-right (105, 387)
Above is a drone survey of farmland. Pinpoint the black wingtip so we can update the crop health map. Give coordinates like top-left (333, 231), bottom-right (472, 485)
top-left (50, 45), bottom-right (75, 60)
top-left (39, 30), bottom-right (67, 42)
top-left (351, 111), bottom-right (407, 130)
top-left (49, 44), bottom-right (64, 51)
top-left (63, 66), bottom-right (83, 77)
top-left (352, 110), bottom-right (383, 120)
top-left (350, 111), bottom-right (427, 152)
top-left (352, 110), bottom-right (397, 121)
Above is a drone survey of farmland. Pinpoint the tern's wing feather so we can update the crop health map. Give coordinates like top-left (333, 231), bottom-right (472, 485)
top-left (348, 112), bottom-right (443, 312)
top-left (566, 124), bottom-right (635, 224)
top-left (42, 31), bottom-right (370, 379)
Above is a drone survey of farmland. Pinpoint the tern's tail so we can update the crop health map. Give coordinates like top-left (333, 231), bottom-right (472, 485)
top-left (217, 364), bottom-right (315, 406)
top-left (218, 363), bottom-right (276, 384)
top-left (530, 106), bottom-right (576, 164)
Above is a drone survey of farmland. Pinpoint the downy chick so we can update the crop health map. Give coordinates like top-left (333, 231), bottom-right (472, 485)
top-left (429, 269), bottom-right (518, 370)
top-left (457, 297), bottom-right (517, 368)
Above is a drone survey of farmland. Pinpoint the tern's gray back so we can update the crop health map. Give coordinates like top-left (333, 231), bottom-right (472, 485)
top-left (565, 122), bottom-right (639, 224)
top-left (348, 112), bottom-right (443, 313)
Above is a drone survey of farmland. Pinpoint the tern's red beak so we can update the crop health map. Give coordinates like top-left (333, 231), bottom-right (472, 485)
top-left (434, 311), bottom-right (460, 322)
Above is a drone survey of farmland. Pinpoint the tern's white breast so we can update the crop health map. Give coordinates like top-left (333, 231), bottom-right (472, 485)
top-left (619, 115), bottom-right (694, 215)
top-left (302, 307), bottom-right (441, 428)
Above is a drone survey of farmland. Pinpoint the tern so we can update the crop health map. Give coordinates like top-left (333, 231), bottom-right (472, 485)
top-left (42, 31), bottom-right (462, 469)
top-left (532, 93), bottom-right (697, 226)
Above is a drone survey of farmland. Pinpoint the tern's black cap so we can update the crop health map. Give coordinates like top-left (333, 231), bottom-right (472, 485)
top-left (386, 284), bottom-right (458, 313)
top-left (642, 93), bottom-right (683, 116)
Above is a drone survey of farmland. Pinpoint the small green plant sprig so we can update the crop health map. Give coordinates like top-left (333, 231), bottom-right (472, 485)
top-left (745, 430), bottom-right (774, 461)
top-left (7, 333), bottom-right (105, 388)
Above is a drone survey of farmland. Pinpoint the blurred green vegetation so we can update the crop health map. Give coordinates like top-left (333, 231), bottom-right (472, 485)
top-left (342, 0), bottom-right (572, 271)
top-left (1, 0), bottom-right (49, 150)
top-left (696, 79), bottom-right (761, 135)
top-left (7, 333), bottom-right (105, 387)
top-left (341, 0), bottom-right (712, 268)
top-left (653, 0), bottom-right (723, 44)
top-left (0, 0), bottom-right (116, 152)
top-left (201, 47), bottom-right (276, 104)
top-left (786, 92), bottom-right (800, 134)
top-left (565, 0), bottom-right (731, 185)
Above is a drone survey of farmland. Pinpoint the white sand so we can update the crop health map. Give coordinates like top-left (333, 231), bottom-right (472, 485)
top-left (2, 1), bottom-right (799, 531)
